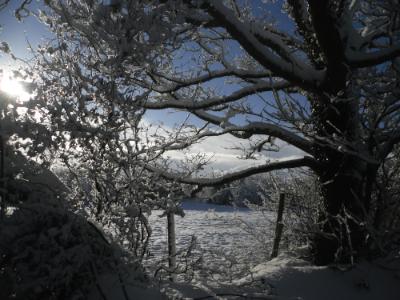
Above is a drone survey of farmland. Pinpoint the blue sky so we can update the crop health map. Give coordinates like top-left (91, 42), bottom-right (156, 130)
top-left (0, 1), bottom-right (51, 68)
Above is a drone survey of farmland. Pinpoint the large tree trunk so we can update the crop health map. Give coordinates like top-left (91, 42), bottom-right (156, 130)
top-left (312, 154), bottom-right (371, 265)
top-left (301, 8), bottom-right (380, 259)
top-left (310, 86), bottom-right (374, 264)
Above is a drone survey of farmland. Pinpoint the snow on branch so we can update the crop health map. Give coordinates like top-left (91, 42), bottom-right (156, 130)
top-left (152, 68), bottom-right (277, 93)
top-left (233, 122), bottom-right (314, 154)
top-left (192, 110), bottom-right (314, 154)
top-left (144, 80), bottom-right (290, 110)
top-left (201, 0), bottom-right (324, 89)
top-left (145, 156), bottom-right (319, 187)
top-left (346, 44), bottom-right (400, 68)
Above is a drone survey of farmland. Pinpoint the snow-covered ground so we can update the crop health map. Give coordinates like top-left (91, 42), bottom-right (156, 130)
top-left (234, 254), bottom-right (400, 300)
top-left (143, 201), bottom-right (400, 300)
top-left (87, 201), bottom-right (400, 299)
top-left (162, 252), bottom-right (400, 300)
top-left (147, 201), bottom-right (274, 276)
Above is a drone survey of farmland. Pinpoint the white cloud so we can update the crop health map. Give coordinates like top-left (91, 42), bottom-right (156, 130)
top-left (166, 133), bottom-right (305, 173)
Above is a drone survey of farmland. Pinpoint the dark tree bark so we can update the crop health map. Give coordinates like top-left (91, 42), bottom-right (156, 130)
top-left (303, 0), bottom-right (370, 264)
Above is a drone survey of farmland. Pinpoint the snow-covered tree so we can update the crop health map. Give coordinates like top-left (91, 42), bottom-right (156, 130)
top-left (1, 8), bottom-right (188, 264)
top-left (17, 0), bottom-right (400, 265)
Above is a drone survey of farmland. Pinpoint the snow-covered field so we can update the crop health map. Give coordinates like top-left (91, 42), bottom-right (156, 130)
top-left (146, 201), bottom-right (274, 279)
top-left (91, 201), bottom-right (400, 300)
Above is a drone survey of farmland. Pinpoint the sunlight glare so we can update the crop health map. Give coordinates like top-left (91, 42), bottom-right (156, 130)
top-left (0, 71), bottom-right (31, 102)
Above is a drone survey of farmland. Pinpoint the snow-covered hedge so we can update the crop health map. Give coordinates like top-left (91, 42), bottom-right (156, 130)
top-left (0, 201), bottom-right (142, 300)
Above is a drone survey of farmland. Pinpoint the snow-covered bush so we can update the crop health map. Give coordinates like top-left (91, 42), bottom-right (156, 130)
top-left (239, 171), bottom-right (321, 259)
top-left (0, 201), bottom-right (143, 300)
top-left (209, 180), bottom-right (263, 207)
top-left (58, 155), bottom-right (187, 263)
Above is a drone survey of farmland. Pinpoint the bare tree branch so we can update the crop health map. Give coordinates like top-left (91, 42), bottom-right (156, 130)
top-left (200, 0), bottom-right (324, 90)
top-left (151, 68), bottom-right (278, 93)
top-left (191, 110), bottom-right (314, 154)
top-left (145, 156), bottom-right (319, 187)
top-left (144, 80), bottom-right (290, 110)
top-left (346, 44), bottom-right (400, 68)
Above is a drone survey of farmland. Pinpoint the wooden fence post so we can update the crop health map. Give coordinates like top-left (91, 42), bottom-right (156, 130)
top-left (167, 211), bottom-right (176, 281)
top-left (270, 193), bottom-right (285, 259)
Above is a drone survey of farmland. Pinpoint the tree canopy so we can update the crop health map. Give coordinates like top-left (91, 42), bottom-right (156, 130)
top-left (1, 0), bottom-right (400, 265)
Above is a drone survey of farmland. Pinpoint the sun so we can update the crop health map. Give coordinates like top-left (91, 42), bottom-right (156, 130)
top-left (0, 70), bottom-right (31, 102)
